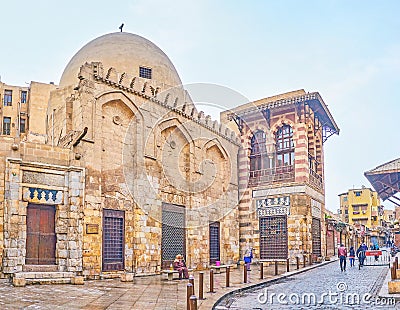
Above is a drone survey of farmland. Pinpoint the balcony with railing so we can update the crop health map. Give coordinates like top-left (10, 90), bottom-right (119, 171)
top-left (249, 165), bottom-right (294, 186)
top-left (309, 169), bottom-right (323, 190)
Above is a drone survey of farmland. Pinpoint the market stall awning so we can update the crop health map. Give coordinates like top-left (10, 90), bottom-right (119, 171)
top-left (365, 158), bottom-right (400, 205)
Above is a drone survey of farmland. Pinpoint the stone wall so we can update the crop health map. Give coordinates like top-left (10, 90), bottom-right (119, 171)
top-left (46, 63), bottom-right (240, 277)
top-left (0, 138), bottom-right (85, 277)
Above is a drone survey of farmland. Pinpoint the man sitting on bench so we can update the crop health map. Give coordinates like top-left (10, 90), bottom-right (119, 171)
top-left (173, 254), bottom-right (189, 280)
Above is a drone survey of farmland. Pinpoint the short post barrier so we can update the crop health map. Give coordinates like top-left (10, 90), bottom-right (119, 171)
top-left (296, 257), bottom-right (299, 270)
top-left (286, 258), bottom-right (290, 272)
top-left (309, 254), bottom-right (312, 266)
top-left (243, 264), bottom-right (247, 283)
top-left (395, 257), bottom-right (398, 270)
top-left (209, 269), bottom-right (215, 293)
top-left (198, 272), bottom-right (204, 300)
top-left (189, 275), bottom-right (195, 294)
top-left (391, 265), bottom-right (397, 280)
top-left (274, 261), bottom-right (278, 276)
top-left (189, 295), bottom-right (198, 310)
top-left (260, 262), bottom-right (264, 279)
top-left (303, 255), bottom-right (306, 268)
top-left (226, 266), bottom-right (230, 287)
top-left (187, 283), bottom-right (193, 310)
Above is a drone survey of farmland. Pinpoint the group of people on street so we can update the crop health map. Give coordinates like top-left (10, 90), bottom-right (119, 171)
top-left (338, 242), bottom-right (380, 271)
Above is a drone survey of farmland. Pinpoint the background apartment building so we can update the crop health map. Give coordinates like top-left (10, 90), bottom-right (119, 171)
top-left (0, 81), bottom-right (55, 141)
top-left (339, 187), bottom-right (382, 228)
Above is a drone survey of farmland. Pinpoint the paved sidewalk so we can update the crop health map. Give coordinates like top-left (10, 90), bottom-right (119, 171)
top-left (0, 259), bottom-right (335, 310)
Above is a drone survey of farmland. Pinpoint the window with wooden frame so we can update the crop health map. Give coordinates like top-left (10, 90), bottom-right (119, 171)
top-left (3, 117), bottom-right (11, 135)
top-left (250, 130), bottom-right (269, 172)
top-left (20, 118), bottom-right (26, 133)
top-left (21, 90), bottom-right (27, 103)
top-left (275, 125), bottom-right (294, 167)
top-left (4, 90), bottom-right (12, 106)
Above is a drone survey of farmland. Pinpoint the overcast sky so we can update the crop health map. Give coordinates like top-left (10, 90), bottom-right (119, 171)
top-left (1, 0), bottom-right (399, 212)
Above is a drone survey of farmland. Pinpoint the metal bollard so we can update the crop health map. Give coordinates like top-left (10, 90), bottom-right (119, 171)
top-left (226, 266), bottom-right (230, 287)
top-left (286, 258), bottom-right (290, 272)
top-left (309, 254), bottom-right (312, 266)
top-left (260, 262), bottom-right (264, 279)
top-left (189, 275), bottom-right (195, 294)
top-left (243, 264), bottom-right (247, 283)
top-left (189, 295), bottom-right (198, 310)
top-left (392, 265), bottom-right (397, 280)
top-left (303, 255), bottom-right (306, 268)
top-left (187, 283), bottom-right (193, 310)
top-left (199, 272), bottom-right (204, 300)
top-left (296, 257), bottom-right (299, 270)
top-left (274, 261), bottom-right (278, 275)
top-left (209, 269), bottom-right (215, 293)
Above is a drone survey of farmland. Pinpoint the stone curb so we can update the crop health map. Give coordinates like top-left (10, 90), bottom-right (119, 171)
top-left (212, 258), bottom-right (338, 309)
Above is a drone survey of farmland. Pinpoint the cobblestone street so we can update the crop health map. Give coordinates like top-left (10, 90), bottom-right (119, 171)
top-left (217, 261), bottom-right (397, 309)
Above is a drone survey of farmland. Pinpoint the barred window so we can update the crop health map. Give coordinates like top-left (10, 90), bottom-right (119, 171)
top-left (139, 66), bottom-right (152, 79)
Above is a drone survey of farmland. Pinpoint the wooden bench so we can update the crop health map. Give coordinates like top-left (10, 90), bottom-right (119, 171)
top-left (162, 269), bottom-right (193, 281)
top-left (209, 264), bottom-right (233, 274)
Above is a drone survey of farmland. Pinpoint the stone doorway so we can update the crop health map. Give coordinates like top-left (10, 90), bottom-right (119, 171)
top-left (26, 204), bottom-right (56, 265)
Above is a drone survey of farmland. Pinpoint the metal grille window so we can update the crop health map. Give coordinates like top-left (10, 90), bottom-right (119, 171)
top-left (161, 203), bottom-right (185, 268)
top-left (3, 117), bottom-right (11, 135)
top-left (21, 90), bottom-right (27, 103)
top-left (3, 90), bottom-right (12, 106)
top-left (312, 218), bottom-right (321, 256)
top-left (259, 216), bottom-right (288, 259)
top-left (209, 222), bottom-right (220, 264)
top-left (102, 209), bottom-right (124, 271)
top-left (139, 66), bottom-right (152, 79)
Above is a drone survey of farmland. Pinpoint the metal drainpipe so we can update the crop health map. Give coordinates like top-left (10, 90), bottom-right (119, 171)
top-left (52, 108), bottom-right (55, 146)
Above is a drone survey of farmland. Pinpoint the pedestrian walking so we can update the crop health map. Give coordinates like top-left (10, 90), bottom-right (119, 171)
top-left (356, 244), bottom-right (366, 267)
top-left (338, 244), bottom-right (347, 272)
top-left (349, 246), bottom-right (355, 267)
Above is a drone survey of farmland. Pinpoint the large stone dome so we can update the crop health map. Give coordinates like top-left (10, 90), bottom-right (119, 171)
top-left (59, 32), bottom-right (182, 88)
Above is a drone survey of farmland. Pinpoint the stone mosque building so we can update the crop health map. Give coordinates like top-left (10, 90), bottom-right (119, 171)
top-left (0, 32), bottom-right (338, 284)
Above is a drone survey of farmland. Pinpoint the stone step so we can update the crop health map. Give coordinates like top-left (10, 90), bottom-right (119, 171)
top-left (15, 271), bottom-right (74, 279)
top-left (25, 278), bottom-right (71, 285)
top-left (23, 265), bottom-right (58, 272)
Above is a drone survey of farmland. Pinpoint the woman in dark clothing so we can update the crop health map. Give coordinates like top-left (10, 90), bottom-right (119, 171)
top-left (349, 246), bottom-right (355, 267)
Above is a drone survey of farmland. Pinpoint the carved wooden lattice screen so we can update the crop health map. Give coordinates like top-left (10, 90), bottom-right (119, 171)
top-left (161, 203), bottom-right (185, 269)
top-left (259, 215), bottom-right (288, 259)
top-left (312, 218), bottom-right (322, 257)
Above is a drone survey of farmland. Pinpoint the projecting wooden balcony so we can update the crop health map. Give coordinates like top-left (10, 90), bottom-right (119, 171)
top-left (249, 165), bottom-right (294, 186)
top-left (309, 169), bottom-right (324, 190)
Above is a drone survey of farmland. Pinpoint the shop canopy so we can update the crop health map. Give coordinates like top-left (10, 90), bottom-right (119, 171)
top-left (365, 158), bottom-right (400, 206)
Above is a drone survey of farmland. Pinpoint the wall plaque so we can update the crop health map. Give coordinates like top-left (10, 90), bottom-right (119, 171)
top-left (86, 224), bottom-right (99, 234)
